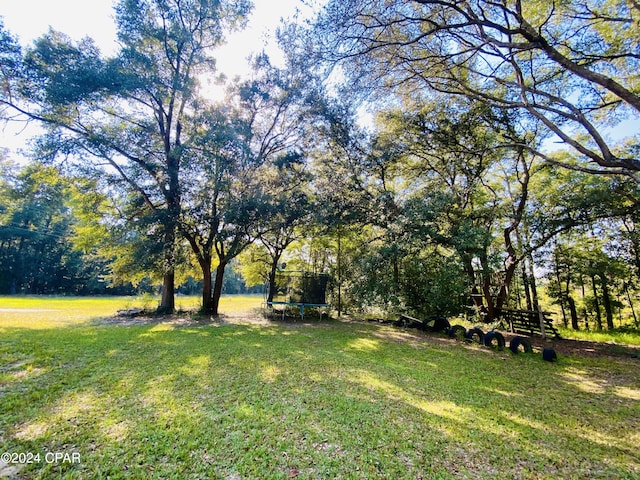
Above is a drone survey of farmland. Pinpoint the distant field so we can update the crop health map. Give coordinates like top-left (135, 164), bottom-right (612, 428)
top-left (0, 295), bottom-right (263, 329)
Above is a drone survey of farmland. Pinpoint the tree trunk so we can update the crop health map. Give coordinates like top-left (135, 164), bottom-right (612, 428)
top-left (337, 233), bottom-right (342, 318)
top-left (516, 230), bottom-right (533, 311)
top-left (580, 275), bottom-right (590, 331)
top-left (494, 190), bottom-right (529, 316)
top-left (600, 274), bottom-right (615, 330)
top-left (392, 253), bottom-right (400, 287)
top-left (464, 257), bottom-right (483, 309)
top-left (522, 263), bottom-right (533, 310)
top-left (568, 296), bottom-right (579, 330)
top-left (201, 260), bottom-right (213, 313)
top-left (562, 261), bottom-right (574, 329)
top-left (493, 259), bottom-right (519, 316)
top-left (158, 224), bottom-right (177, 314)
top-left (590, 273), bottom-right (603, 330)
top-left (624, 283), bottom-right (638, 327)
top-left (211, 261), bottom-right (227, 316)
top-left (159, 271), bottom-right (175, 313)
top-left (481, 274), bottom-right (496, 321)
top-left (478, 252), bottom-right (498, 322)
top-left (527, 254), bottom-right (546, 340)
top-left (266, 253), bottom-right (281, 303)
top-left (553, 250), bottom-right (568, 327)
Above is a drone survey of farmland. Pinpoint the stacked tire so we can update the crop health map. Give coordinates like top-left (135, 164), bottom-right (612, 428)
top-left (509, 336), bottom-right (533, 354)
top-left (464, 327), bottom-right (485, 344)
top-left (484, 330), bottom-right (506, 349)
top-left (427, 316), bottom-right (451, 333)
top-left (443, 325), bottom-right (558, 362)
top-left (448, 325), bottom-right (467, 340)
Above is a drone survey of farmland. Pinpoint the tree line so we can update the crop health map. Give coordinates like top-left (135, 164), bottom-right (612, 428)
top-left (0, 158), bottom-right (261, 296)
top-left (1, 0), bottom-right (638, 328)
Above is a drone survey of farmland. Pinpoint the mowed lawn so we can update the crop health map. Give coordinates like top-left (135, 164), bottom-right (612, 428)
top-left (0, 297), bottom-right (639, 479)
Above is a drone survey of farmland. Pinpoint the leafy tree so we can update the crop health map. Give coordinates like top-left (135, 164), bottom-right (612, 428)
top-left (0, 20), bottom-right (22, 122)
top-left (179, 55), bottom-right (323, 314)
top-left (237, 157), bottom-right (314, 302)
top-left (1, 0), bottom-right (252, 312)
top-left (304, 0), bottom-right (640, 180)
top-left (305, 96), bottom-right (403, 315)
top-left (0, 160), bottom-right (109, 294)
top-left (0, 162), bottom-right (72, 293)
top-left (371, 97), bottom-right (541, 320)
top-left (253, 152), bottom-right (311, 303)
top-left (549, 233), bottom-right (629, 330)
top-left (538, 169), bottom-right (640, 329)
top-left (71, 179), bottom-right (193, 291)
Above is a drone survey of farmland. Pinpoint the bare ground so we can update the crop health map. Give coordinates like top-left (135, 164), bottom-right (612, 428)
top-left (94, 310), bottom-right (640, 360)
top-left (517, 333), bottom-right (640, 359)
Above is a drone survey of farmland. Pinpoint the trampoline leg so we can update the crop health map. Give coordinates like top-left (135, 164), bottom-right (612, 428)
top-left (299, 304), bottom-right (304, 321)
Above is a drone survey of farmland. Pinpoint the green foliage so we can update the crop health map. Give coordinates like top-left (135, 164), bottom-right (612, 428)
top-left (399, 251), bottom-right (467, 317)
top-left (3, 0), bottom-right (640, 323)
top-left (539, 166), bottom-right (640, 330)
top-left (2, 0), bottom-right (260, 312)
top-left (545, 238), bottom-right (638, 333)
top-left (22, 31), bottom-right (114, 106)
top-left (0, 20), bottom-right (22, 108)
top-left (0, 162), bottom-right (96, 294)
top-left (237, 244), bottom-right (271, 287)
top-left (346, 240), bottom-right (467, 318)
top-left (306, 0), bottom-right (640, 178)
top-left (221, 260), bottom-right (263, 295)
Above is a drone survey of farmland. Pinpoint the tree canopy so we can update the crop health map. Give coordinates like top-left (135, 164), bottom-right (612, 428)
top-left (1, 0), bottom-right (639, 329)
top-left (304, 0), bottom-right (640, 180)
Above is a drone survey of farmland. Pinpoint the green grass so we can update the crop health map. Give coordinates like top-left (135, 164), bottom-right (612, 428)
top-left (557, 325), bottom-right (640, 346)
top-left (1, 297), bottom-right (639, 479)
top-left (0, 295), bottom-right (262, 328)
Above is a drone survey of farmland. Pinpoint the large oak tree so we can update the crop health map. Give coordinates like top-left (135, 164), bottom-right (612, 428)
top-left (304, 0), bottom-right (640, 180)
top-left (1, 0), bottom-right (251, 312)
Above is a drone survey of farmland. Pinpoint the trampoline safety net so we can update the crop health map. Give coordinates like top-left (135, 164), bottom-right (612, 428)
top-left (271, 272), bottom-right (330, 305)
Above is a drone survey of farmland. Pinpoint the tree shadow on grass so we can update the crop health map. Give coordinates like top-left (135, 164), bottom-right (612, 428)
top-left (0, 321), bottom-right (639, 479)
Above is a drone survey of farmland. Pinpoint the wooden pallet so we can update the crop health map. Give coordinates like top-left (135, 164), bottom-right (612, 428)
top-left (498, 309), bottom-right (560, 337)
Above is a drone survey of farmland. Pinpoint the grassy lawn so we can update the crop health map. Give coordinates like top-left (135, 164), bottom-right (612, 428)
top-left (0, 295), bottom-right (262, 328)
top-left (1, 297), bottom-right (639, 479)
top-left (556, 325), bottom-right (640, 346)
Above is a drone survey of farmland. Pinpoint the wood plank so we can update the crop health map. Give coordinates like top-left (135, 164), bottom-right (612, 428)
top-left (498, 308), bottom-right (560, 337)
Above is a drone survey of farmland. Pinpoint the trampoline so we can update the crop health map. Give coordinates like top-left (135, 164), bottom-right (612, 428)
top-left (264, 271), bottom-right (331, 320)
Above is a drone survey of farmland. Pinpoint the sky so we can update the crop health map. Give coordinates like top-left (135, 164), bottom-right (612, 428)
top-left (0, 0), bottom-right (315, 160)
top-left (0, 0), bottom-right (310, 75)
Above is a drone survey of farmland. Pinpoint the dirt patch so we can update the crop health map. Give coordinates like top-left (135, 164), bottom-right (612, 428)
top-left (354, 318), bottom-right (640, 360)
top-left (93, 314), bottom-right (206, 327)
top-left (518, 334), bottom-right (640, 359)
top-left (94, 310), bottom-right (640, 360)
top-left (93, 309), bottom-right (275, 328)
top-left (0, 461), bottom-right (24, 478)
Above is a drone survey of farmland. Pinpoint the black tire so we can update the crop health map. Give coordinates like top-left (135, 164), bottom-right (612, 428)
top-left (448, 325), bottom-right (467, 340)
top-left (464, 327), bottom-right (485, 344)
top-left (426, 315), bottom-right (450, 333)
top-left (542, 348), bottom-right (558, 362)
top-left (509, 336), bottom-right (533, 354)
top-left (484, 331), bottom-right (506, 349)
